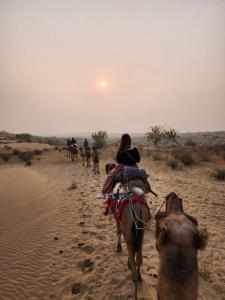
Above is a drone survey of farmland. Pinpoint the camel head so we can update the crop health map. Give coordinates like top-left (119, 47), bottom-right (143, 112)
top-left (165, 192), bottom-right (184, 213)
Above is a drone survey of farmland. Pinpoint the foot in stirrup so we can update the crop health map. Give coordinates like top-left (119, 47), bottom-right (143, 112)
top-left (98, 192), bottom-right (105, 199)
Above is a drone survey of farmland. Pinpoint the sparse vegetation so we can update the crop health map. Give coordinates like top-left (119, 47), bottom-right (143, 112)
top-left (174, 149), bottom-right (194, 166)
top-left (152, 153), bottom-right (163, 161)
top-left (146, 126), bottom-right (166, 146)
top-left (185, 139), bottom-right (196, 147)
top-left (18, 151), bottom-right (34, 162)
top-left (16, 133), bottom-right (32, 142)
top-left (165, 128), bottom-right (179, 144)
top-left (0, 153), bottom-right (11, 162)
top-left (168, 159), bottom-right (179, 170)
top-left (91, 130), bottom-right (108, 149)
top-left (211, 169), bottom-right (225, 181)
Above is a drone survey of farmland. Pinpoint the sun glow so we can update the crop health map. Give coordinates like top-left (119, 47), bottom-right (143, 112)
top-left (96, 78), bottom-right (110, 92)
top-left (99, 80), bottom-right (107, 89)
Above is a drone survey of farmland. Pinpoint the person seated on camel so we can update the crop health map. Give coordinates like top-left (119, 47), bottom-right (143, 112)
top-left (98, 133), bottom-right (141, 199)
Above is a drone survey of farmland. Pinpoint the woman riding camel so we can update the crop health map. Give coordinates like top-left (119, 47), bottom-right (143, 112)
top-left (98, 133), bottom-right (140, 199)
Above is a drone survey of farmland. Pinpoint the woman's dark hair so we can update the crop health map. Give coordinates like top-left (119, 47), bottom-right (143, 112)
top-left (117, 133), bottom-right (131, 155)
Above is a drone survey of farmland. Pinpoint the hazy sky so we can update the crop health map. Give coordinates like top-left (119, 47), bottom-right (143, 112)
top-left (0, 0), bottom-right (225, 135)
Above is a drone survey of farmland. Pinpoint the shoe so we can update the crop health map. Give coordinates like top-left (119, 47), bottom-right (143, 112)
top-left (98, 192), bottom-right (105, 199)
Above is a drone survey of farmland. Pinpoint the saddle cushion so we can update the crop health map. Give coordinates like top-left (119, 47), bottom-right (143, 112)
top-left (104, 194), bottom-right (151, 222)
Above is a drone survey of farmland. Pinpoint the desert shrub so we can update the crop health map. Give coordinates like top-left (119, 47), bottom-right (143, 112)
top-left (25, 160), bottom-right (32, 166)
top-left (180, 152), bottom-right (194, 166)
top-left (4, 145), bottom-right (11, 150)
top-left (164, 128), bottom-right (179, 144)
top-left (16, 133), bottom-right (32, 142)
top-left (91, 130), bottom-right (108, 149)
top-left (211, 169), bottom-right (225, 181)
top-left (196, 147), bottom-right (211, 162)
top-left (33, 149), bottom-right (43, 155)
top-left (185, 139), bottom-right (196, 147)
top-left (153, 153), bottom-right (162, 161)
top-left (18, 151), bottom-right (34, 162)
top-left (0, 153), bottom-right (11, 161)
top-left (174, 149), bottom-right (194, 166)
top-left (168, 159), bottom-right (178, 170)
top-left (13, 149), bottom-right (21, 156)
top-left (146, 125), bottom-right (166, 146)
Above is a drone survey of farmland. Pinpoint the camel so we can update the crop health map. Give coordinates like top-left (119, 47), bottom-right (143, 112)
top-left (70, 146), bottom-right (78, 162)
top-left (79, 147), bottom-right (85, 166)
top-left (104, 163), bottom-right (151, 300)
top-left (155, 192), bottom-right (208, 300)
top-left (85, 147), bottom-right (91, 167)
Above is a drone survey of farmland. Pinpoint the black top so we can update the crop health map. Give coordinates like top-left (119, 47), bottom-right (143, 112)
top-left (117, 147), bottom-right (140, 166)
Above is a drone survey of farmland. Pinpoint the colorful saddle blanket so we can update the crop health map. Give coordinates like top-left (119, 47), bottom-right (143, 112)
top-left (104, 193), bottom-right (151, 222)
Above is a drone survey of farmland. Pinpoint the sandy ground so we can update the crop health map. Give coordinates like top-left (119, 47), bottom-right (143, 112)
top-left (0, 147), bottom-right (224, 300)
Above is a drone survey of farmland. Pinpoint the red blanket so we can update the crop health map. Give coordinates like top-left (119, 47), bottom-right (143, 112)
top-left (104, 194), bottom-right (151, 222)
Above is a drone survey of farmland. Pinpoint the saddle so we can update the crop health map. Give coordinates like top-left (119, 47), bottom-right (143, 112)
top-left (113, 166), bottom-right (151, 196)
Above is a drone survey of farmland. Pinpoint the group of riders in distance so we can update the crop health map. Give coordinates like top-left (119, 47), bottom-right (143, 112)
top-left (66, 137), bottom-right (100, 174)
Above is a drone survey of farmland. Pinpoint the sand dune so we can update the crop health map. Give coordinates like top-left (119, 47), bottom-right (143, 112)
top-left (0, 147), bottom-right (224, 300)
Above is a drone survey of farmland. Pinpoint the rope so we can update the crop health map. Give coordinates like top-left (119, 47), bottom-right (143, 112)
top-left (125, 178), bottom-right (165, 230)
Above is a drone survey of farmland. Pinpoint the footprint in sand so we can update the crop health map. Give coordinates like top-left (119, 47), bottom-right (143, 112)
top-left (71, 282), bottom-right (84, 295)
top-left (79, 259), bottom-right (94, 272)
top-left (81, 245), bottom-right (95, 254)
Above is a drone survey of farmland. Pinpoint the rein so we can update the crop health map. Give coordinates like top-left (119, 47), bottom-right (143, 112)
top-left (124, 179), bottom-right (165, 230)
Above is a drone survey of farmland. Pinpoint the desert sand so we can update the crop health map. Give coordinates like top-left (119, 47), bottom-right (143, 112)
top-left (0, 144), bottom-right (225, 300)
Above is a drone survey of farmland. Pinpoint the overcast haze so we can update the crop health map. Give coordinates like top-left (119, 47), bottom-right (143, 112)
top-left (0, 0), bottom-right (225, 135)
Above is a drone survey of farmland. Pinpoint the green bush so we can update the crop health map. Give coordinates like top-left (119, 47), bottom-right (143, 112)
top-left (91, 130), bottom-right (108, 149)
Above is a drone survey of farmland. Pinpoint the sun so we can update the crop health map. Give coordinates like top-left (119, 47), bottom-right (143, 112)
top-left (96, 78), bottom-right (110, 92)
top-left (99, 80), bottom-right (107, 89)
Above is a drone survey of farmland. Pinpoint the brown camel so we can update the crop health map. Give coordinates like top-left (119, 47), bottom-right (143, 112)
top-left (79, 147), bottom-right (85, 166)
top-left (71, 146), bottom-right (78, 162)
top-left (155, 192), bottom-right (208, 300)
top-left (104, 163), bottom-right (151, 300)
top-left (120, 201), bottom-right (150, 300)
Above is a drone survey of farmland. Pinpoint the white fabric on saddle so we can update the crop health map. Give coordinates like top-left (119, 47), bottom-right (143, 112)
top-left (112, 182), bottom-right (146, 197)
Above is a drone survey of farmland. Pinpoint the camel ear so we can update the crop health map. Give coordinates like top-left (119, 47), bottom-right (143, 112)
top-left (194, 228), bottom-right (208, 250)
top-left (158, 226), bottom-right (168, 247)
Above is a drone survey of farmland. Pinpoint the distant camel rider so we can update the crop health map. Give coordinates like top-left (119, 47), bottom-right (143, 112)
top-left (71, 137), bottom-right (77, 145)
top-left (67, 138), bottom-right (71, 148)
top-left (83, 138), bottom-right (89, 152)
